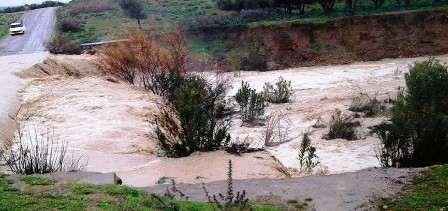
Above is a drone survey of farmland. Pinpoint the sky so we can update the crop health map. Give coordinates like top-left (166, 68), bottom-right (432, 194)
top-left (0, 0), bottom-right (71, 7)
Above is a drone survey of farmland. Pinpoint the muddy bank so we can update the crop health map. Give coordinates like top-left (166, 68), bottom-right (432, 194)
top-left (192, 9), bottom-right (448, 69)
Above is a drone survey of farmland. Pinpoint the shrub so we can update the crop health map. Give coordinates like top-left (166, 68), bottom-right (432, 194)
top-left (101, 31), bottom-right (230, 158)
top-left (58, 19), bottom-right (82, 32)
top-left (349, 92), bottom-right (385, 117)
top-left (235, 81), bottom-right (266, 124)
top-left (298, 132), bottom-right (319, 173)
top-left (47, 34), bottom-right (83, 55)
top-left (100, 31), bottom-right (187, 87)
top-left (118, 0), bottom-right (147, 28)
top-left (374, 59), bottom-right (448, 167)
top-left (323, 109), bottom-right (359, 140)
top-left (263, 77), bottom-right (293, 103)
top-left (0, 128), bottom-right (83, 175)
top-left (155, 75), bottom-right (231, 157)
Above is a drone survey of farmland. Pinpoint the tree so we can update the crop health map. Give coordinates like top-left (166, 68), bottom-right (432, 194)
top-left (318, 0), bottom-right (336, 14)
top-left (375, 59), bottom-right (448, 167)
top-left (118, 0), bottom-right (147, 29)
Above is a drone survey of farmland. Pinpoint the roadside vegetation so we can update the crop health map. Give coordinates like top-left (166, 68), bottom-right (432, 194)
top-left (381, 165), bottom-right (448, 210)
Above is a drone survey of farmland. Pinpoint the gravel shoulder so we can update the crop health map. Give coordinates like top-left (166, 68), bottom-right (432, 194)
top-left (143, 167), bottom-right (424, 211)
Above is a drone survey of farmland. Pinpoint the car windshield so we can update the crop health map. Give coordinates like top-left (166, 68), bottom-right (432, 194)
top-left (10, 23), bottom-right (23, 28)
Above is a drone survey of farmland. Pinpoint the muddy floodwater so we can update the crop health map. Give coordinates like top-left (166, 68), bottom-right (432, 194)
top-left (9, 53), bottom-right (448, 187)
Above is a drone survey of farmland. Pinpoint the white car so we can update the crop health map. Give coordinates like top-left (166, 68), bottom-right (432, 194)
top-left (9, 22), bottom-right (26, 35)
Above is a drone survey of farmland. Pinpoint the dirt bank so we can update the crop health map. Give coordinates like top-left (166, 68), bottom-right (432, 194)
top-left (193, 9), bottom-right (448, 69)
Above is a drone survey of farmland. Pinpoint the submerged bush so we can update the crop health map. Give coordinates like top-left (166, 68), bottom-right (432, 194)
top-left (375, 59), bottom-right (448, 167)
top-left (101, 31), bottom-right (230, 158)
top-left (100, 31), bottom-right (187, 86)
top-left (47, 34), bottom-right (82, 55)
top-left (323, 109), bottom-right (359, 140)
top-left (349, 93), bottom-right (385, 117)
top-left (235, 81), bottom-right (266, 124)
top-left (263, 77), bottom-right (293, 103)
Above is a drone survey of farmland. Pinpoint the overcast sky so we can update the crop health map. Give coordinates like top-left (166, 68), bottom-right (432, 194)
top-left (0, 0), bottom-right (71, 7)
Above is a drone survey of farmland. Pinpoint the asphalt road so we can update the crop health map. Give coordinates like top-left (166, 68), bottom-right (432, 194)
top-left (145, 167), bottom-right (423, 211)
top-left (0, 7), bottom-right (56, 55)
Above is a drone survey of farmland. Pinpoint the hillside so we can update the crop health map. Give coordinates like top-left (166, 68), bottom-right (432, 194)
top-left (55, 0), bottom-right (448, 69)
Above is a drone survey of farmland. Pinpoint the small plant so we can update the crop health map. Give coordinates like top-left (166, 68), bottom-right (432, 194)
top-left (0, 128), bottom-right (83, 175)
top-left (263, 77), bottom-right (293, 103)
top-left (225, 141), bottom-right (251, 155)
top-left (323, 109), bottom-right (359, 140)
top-left (298, 132), bottom-right (320, 173)
top-left (261, 112), bottom-right (292, 147)
top-left (349, 92), bottom-right (385, 117)
top-left (47, 34), bottom-right (82, 55)
top-left (235, 81), bottom-right (266, 124)
top-left (312, 117), bottom-right (326, 129)
top-left (203, 160), bottom-right (250, 211)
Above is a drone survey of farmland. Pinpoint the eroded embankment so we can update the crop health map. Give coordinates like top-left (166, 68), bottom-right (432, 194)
top-left (192, 9), bottom-right (448, 69)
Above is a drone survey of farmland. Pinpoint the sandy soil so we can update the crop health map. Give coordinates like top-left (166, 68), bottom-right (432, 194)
top-left (16, 55), bottom-right (281, 187)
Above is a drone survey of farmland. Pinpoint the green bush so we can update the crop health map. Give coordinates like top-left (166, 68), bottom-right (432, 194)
top-left (155, 74), bottom-right (231, 157)
top-left (235, 81), bottom-right (267, 124)
top-left (374, 59), bottom-right (448, 167)
top-left (298, 132), bottom-right (319, 172)
top-left (323, 109), bottom-right (359, 140)
top-left (263, 77), bottom-right (293, 103)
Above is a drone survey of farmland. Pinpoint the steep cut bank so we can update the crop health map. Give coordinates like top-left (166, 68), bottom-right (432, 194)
top-left (192, 9), bottom-right (448, 69)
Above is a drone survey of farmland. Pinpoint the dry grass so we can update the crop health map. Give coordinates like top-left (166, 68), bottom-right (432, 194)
top-left (99, 30), bottom-right (187, 86)
top-left (261, 112), bottom-right (293, 147)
